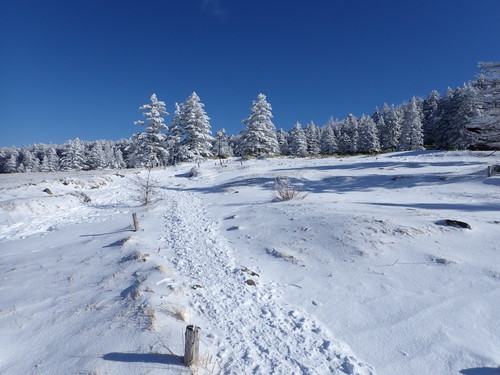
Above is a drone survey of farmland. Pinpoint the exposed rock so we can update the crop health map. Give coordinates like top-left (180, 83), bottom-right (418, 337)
top-left (431, 257), bottom-right (457, 265)
top-left (242, 267), bottom-right (260, 277)
top-left (436, 219), bottom-right (472, 230)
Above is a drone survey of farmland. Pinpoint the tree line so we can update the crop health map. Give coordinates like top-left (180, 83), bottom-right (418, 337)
top-left (1, 62), bottom-right (498, 174)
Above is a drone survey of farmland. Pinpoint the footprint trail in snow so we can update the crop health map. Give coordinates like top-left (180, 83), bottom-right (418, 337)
top-left (160, 189), bottom-right (375, 375)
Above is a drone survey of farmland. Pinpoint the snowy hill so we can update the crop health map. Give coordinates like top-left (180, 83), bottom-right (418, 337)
top-left (1, 151), bottom-right (499, 375)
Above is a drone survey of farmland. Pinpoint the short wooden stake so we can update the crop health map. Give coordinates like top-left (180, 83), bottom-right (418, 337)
top-left (184, 325), bottom-right (201, 366)
top-left (132, 213), bottom-right (140, 232)
top-left (487, 165), bottom-right (491, 177)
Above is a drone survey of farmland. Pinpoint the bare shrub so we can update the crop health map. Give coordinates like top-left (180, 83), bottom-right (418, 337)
top-left (266, 247), bottom-right (301, 264)
top-left (70, 191), bottom-right (92, 203)
top-left (130, 169), bottom-right (160, 205)
top-left (272, 177), bottom-right (306, 201)
top-left (189, 166), bottom-right (200, 177)
top-left (141, 305), bottom-right (157, 330)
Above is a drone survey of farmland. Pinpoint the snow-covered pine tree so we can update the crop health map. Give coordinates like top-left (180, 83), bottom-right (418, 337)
top-left (335, 124), bottom-right (349, 155)
top-left (111, 145), bottom-right (126, 169)
top-left (304, 121), bottom-right (321, 155)
top-left (379, 104), bottom-right (402, 151)
top-left (39, 146), bottom-right (60, 172)
top-left (100, 140), bottom-right (119, 169)
top-left (60, 138), bottom-right (88, 171)
top-left (1, 149), bottom-right (19, 173)
top-left (434, 88), bottom-right (455, 149)
top-left (357, 115), bottom-right (381, 154)
top-left (168, 102), bottom-right (184, 165)
top-left (399, 97), bottom-right (424, 151)
top-left (276, 128), bottom-right (290, 155)
top-left (469, 62), bottom-right (500, 150)
top-left (371, 106), bottom-right (382, 126)
top-left (130, 93), bottom-right (169, 168)
top-left (87, 140), bottom-right (108, 170)
top-left (115, 138), bottom-right (133, 168)
top-left (337, 114), bottom-right (359, 154)
top-left (454, 84), bottom-right (480, 149)
top-left (30, 144), bottom-right (46, 170)
top-left (372, 107), bottom-right (387, 148)
top-left (435, 85), bottom-right (479, 149)
top-left (177, 92), bottom-right (214, 161)
top-left (422, 90), bottom-right (441, 147)
top-left (18, 148), bottom-right (39, 172)
top-left (228, 134), bottom-right (240, 157)
top-left (320, 120), bottom-right (338, 155)
top-left (288, 122), bottom-right (308, 156)
top-left (238, 93), bottom-right (280, 157)
top-left (213, 128), bottom-right (233, 157)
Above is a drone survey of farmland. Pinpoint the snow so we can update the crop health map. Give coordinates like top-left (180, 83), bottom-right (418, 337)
top-left (1, 151), bottom-right (499, 375)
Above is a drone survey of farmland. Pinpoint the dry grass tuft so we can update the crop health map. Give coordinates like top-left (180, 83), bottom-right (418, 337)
top-left (143, 306), bottom-right (157, 331)
top-left (159, 303), bottom-right (190, 322)
top-left (154, 264), bottom-right (169, 274)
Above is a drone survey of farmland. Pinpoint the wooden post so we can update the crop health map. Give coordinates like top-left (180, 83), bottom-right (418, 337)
top-left (184, 325), bottom-right (201, 366)
top-left (487, 165), bottom-right (491, 177)
top-left (132, 213), bottom-right (140, 232)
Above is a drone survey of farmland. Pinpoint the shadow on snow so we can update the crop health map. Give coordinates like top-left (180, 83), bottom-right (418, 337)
top-left (459, 367), bottom-right (500, 375)
top-left (166, 168), bottom-right (491, 197)
top-left (364, 202), bottom-right (500, 212)
top-left (272, 160), bottom-right (484, 173)
top-left (102, 352), bottom-right (183, 367)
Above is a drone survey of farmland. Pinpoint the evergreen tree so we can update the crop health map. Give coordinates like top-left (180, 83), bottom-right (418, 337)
top-left (30, 144), bottom-right (46, 167)
top-left (454, 84), bottom-right (480, 149)
top-left (276, 128), bottom-right (290, 155)
top-left (337, 114), bottom-right (358, 154)
top-left (357, 115), bottom-right (381, 153)
top-left (111, 146), bottom-right (127, 169)
top-left (115, 138), bottom-right (133, 168)
top-left (434, 88), bottom-right (455, 149)
top-left (371, 106), bottom-right (383, 126)
top-left (213, 128), bottom-right (232, 157)
top-left (131, 93), bottom-right (169, 168)
top-left (60, 138), bottom-right (88, 171)
top-left (288, 122), bottom-right (308, 156)
top-left (379, 104), bottom-right (402, 151)
top-left (40, 146), bottom-right (60, 172)
top-left (470, 62), bottom-right (500, 150)
top-left (422, 90), bottom-right (440, 146)
top-left (101, 140), bottom-right (118, 169)
top-left (88, 140), bottom-right (108, 170)
top-left (399, 97), bottom-right (424, 150)
top-left (238, 93), bottom-right (280, 157)
top-left (320, 122), bottom-right (338, 154)
top-left (169, 102), bottom-right (184, 164)
top-left (18, 148), bottom-right (39, 172)
top-left (177, 92), bottom-right (214, 161)
top-left (304, 121), bottom-right (321, 155)
top-left (435, 85), bottom-right (479, 149)
top-left (2, 149), bottom-right (19, 173)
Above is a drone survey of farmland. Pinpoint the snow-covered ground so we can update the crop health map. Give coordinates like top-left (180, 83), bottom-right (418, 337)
top-left (1, 151), bottom-right (499, 375)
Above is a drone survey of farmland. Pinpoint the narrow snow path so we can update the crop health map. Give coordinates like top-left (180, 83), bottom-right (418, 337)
top-left (159, 188), bottom-right (375, 375)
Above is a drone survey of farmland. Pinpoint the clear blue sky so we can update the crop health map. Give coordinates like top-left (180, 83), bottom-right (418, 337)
top-left (1, 0), bottom-right (499, 148)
